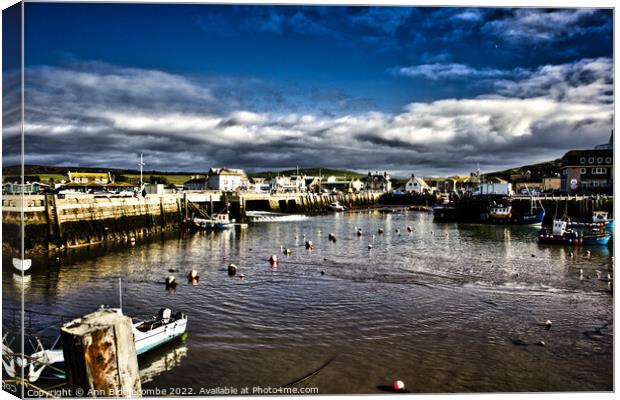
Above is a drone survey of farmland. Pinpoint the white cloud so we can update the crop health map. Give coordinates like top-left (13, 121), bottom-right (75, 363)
top-left (494, 57), bottom-right (612, 103)
top-left (483, 9), bottom-right (605, 43)
top-left (394, 63), bottom-right (510, 80)
top-left (15, 58), bottom-right (613, 175)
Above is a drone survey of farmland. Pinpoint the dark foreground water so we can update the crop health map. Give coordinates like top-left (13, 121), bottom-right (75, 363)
top-left (3, 210), bottom-right (614, 394)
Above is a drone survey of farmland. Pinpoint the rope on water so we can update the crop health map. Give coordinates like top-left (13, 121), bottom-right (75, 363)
top-left (282, 354), bottom-right (337, 388)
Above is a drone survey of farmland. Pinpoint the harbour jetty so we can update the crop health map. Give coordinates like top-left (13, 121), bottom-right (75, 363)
top-left (2, 191), bottom-right (381, 255)
top-left (429, 194), bottom-right (614, 224)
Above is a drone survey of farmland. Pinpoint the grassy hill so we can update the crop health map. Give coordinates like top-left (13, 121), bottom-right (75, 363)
top-left (248, 168), bottom-right (366, 179)
top-left (2, 164), bottom-right (205, 185)
top-left (3, 164), bottom-right (366, 185)
top-left (484, 159), bottom-right (562, 181)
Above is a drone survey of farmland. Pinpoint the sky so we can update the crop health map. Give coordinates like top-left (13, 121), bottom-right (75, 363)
top-left (1, 3), bottom-right (614, 176)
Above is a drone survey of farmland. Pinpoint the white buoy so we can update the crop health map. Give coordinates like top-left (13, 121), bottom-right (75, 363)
top-left (368, 244), bottom-right (373, 250)
top-left (228, 263), bottom-right (237, 276)
top-left (165, 276), bottom-right (177, 287)
top-left (544, 320), bottom-right (552, 330)
top-left (393, 380), bottom-right (405, 392)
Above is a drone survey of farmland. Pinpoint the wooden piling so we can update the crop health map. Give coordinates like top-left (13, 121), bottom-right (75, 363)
top-left (61, 309), bottom-right (142, 398)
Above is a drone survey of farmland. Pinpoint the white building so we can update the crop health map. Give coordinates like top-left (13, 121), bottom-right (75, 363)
top-left (404, 174), bottom-right (430, 194)
top-left (270, 175), bottom-right (306, 193)
top-left (364, 171), bottom-right (392, 192)
top-left (207, 168), bottom-right (249, 191)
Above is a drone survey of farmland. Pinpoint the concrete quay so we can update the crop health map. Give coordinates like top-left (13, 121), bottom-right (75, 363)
top-left (1, 191), bottom-right (382, 254)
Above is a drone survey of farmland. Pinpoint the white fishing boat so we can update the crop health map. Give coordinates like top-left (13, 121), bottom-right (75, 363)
top-left (3, 307), bottom-right (188, 382)
top-left (327, 201), bottom-right (346, 212)
top-left (191, 213), bottom-right (234, 230)
top-left (245, 211), bottom-right (309, 222)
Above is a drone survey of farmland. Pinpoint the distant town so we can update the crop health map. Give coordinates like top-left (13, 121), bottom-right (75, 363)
top-left (3, 133), bottom-right (613, 197)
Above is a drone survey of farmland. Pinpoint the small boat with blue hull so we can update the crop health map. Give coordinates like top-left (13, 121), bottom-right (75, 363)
top-left (190, 211), bottom-right (234, 230)
top-left (5, 307), bottom-right (187, 382)
top-left (582, 233), bottom-right (611, 246)
top-left (538, 220), bottom-right (611, 246)
top-left (485, 206), bottom-right (545, 226)
top-left (484, 193), bottom-right (545, 226)
top-left (567, 211), bottom-right (614, 232)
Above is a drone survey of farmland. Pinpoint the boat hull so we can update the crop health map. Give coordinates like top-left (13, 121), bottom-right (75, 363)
top-left (21, 314), bottom-right (188, 382)
top-left (538, 233), bottom-right (611, 246)
top-left (582, 235), bottom-right (612, 246)
top-left (485, 210), bottom-right (545, 226)
top-left (538, 234), bottom-right (582, 245)
top-left (134, 318), bottom-right (188, 355)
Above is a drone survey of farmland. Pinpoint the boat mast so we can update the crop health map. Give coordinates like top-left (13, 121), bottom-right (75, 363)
top-left (138, 153), bottom-right (145, 192)
top-left (119, 277), bottom-right (123, 312)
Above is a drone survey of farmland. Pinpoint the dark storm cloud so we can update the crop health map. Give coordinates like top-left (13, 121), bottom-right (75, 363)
top-left (8, 55), bottom-right (612, 176)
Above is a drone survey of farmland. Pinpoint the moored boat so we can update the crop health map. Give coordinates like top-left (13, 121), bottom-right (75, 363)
top-left (484, 205), bottom-right (545, 225)
top-left (581, 226), bottom-right (612, 246)
top-left (538, 220), bottom-right (611, 246)
top-left (483, 195), bottom-right (545, 226)
top-left (6, 307), bottom-right (188, 382)
top-left (246, 211), bottom-right (308, 222)
top-left (567, 211), bottom-right (614, 232)
top-left (191, 215), bottom-right (234, 230)
top-left (537, 220), bottom-right (581, 245)
top-left (327, 201), bottom-right (346, 212)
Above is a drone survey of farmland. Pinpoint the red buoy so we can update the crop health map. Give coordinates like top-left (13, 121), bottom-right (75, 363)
top-left (393, 380), bottom-right (405, 392)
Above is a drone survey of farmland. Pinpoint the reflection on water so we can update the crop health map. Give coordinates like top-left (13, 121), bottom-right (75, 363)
top-left (140, 340), bottom-right (188, 384)
top-left (2, 210), bottom-right (613, 393)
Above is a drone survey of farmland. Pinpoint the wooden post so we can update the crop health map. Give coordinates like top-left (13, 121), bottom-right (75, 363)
top-left (184, 193), bottom-right (188, 220)
top-left (61, 309), bottom-right (142, 398)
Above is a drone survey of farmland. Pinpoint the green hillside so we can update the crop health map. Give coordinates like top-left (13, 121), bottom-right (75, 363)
top-left (484, 159), bottom-right (562, 181)
top-left (248, 168), bottom-right (365, 179)
top-left (3, 164), bottom-right (366, 184)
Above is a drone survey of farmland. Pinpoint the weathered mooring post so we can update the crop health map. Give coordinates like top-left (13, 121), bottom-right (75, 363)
top-left (183, 192), bottom-right (188, 220)
top-left (61, 309), bottom-right (142, 398)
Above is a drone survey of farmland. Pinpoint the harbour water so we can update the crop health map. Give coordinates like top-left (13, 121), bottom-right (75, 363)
top-left (2, 210), bottom-right (613, 393)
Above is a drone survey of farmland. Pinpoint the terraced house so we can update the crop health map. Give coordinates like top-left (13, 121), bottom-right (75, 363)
top-left (560, 134), bottom-right (613, 194)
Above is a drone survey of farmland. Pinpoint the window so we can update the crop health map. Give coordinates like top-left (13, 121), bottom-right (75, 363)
top-left (580, 157), bottom-right (586, 164)
top-left (597, 157), bottom-right (603, 164)
top-left (605, 157), bottom-right (612, 163)
top-left (592, 168), bottom-right (607, 174)
top-left (588, 157), bottom-right (595, 164)
top-left (580, 168), bottom-right (587, 174)
top-left (593, 181), bottom-right (599, 187)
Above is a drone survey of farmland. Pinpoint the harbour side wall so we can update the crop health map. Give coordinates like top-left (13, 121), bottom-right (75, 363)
top-left (2, 191), bottom-right (383, 255)
top-left (2, 194), bottom-right (183, 254)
